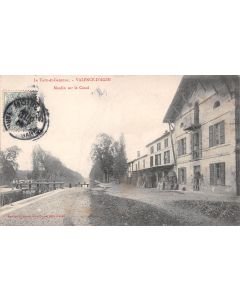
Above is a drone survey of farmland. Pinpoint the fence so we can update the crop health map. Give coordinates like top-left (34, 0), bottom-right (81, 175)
top-left (0, 181), bottom-right (90, 208)
top-left (0, 190), bottom-right (24, 207)
top-left (0, 181), bottom-right (64, 207)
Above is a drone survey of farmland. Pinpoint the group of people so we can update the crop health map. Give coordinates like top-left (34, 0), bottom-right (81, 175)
top-left (136, 172), bottom-right (178, 190)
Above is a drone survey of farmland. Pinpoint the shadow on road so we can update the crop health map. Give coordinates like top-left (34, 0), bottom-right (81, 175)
top-left (88, 190), bottom-right (182, 226)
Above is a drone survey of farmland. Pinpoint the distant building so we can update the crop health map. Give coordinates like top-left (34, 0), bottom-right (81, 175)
top-left (127, 154), bottom-right (147, 185)
top-left (127, 131), bottom-right (177, 189)
top-left (144, 130), bottom-right (176, 188)
top-left (163, 75), bottom-right (240, 195)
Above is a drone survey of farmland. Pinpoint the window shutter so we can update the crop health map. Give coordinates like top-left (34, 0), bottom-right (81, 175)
top-left (178, 168), bottom-right (181, 184)
top-left (220, 163), bottom-right (225, 185)
top-left (210, 164), bottom-right (214, 185)
top-left (220, 121), bottom-right (225, 144)
top-left (191, 134), bottom-right (193, 157)
top-left (209, 126), bottom-right (213, 147)
top-left (199, 130), bottom-right (202, 158)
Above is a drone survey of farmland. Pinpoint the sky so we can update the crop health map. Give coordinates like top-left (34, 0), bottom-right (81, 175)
top-left (0, 75), bottom-right (182, 177)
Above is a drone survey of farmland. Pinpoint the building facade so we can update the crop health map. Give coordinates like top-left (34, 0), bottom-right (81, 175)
top-left (127, 131), bottom-right (177, 189)
top-left (163, 75), bottom-right (240, 195)
top-left (127, 154), bottom-right (147, 185)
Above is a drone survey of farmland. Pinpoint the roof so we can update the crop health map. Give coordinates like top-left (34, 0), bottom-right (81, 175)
top-left (145, 130), bottom-right (172, 147)
top-left (134, 164), bottom-right (174, 172)
top-left (136, 154), bottom-right (147, 160)
top-left (128, 154), bottom-right (147, 164)
top-left (163, 76), bottom-right (200, 123)
top-left (163, 75), bottom-right (238, 123)
top-left (127, 159), bottom-right (136, 164)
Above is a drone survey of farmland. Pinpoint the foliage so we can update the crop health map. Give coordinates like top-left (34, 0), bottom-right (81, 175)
top-left (31, 145), bottom-right (83, 184)
top-left (112, 134), bottom-right (128, 183)
top-left (0, 146), bottom-right (21, 185)
top-left (89, 160), bottom-right (104, 182)
top-left (91, 133), bottom-right (114, 182)
top-left (90, 133), bottom-right (128, 183)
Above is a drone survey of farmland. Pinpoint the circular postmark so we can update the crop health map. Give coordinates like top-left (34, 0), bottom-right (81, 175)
top-left (3, 94), bottom-right (49, 140)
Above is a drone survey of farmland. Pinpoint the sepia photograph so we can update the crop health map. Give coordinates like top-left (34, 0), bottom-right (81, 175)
top-left (1, 75), bottom-right (240, 226)
top-left (1, 1), bottom-right (240, 300)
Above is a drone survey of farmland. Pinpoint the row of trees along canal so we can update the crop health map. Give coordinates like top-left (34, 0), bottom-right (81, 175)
top-left (90, 133), bottom-right (128, 183)
top-left (0, 145), bottom-right (83, 186)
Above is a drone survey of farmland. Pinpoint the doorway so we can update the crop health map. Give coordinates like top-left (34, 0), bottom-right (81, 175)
top-left (193, 165), bottom-right (201, 191)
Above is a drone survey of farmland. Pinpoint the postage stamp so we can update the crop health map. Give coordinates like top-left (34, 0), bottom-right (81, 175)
top-left (2, 90), bottom-right (49, 140)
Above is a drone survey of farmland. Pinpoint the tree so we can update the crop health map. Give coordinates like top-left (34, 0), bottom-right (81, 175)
top-left (91, 133), bottom-right (114, 182)
top-left (90, 133), bottom-right (128, 183)
top-left (31, 145), bottom-right (83, 184)
top-left (31, 145), bottom-right (45, 180)
top-left (89, 160), bottom-right (104, 182)
top-left (0, 146), bottom-right (21, 185)
top-left (113, 134), bottom-right (128, 183)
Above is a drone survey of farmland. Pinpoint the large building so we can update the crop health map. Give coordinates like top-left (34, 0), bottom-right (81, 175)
top-left (163, 75), bottom-right (240, 195)
top-left (127, 130), bottom-right (177, 189)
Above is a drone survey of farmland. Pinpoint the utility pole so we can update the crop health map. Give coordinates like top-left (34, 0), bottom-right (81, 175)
top-left (168, 122), bottom-right (177, 167)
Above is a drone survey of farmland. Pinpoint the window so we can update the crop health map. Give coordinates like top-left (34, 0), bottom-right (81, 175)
top-left (155, 154), bottom-right (161, 166)
top-left (213, 101), bottom-right (220, 109)
top-left (150, 156), bottom-right (153, 167)
top-left (157, 142), bottom-right (161, 151)
top-left (137, 161), bottom-right (140, 170)
top-left (164, 138), bottom-right (168, 148)
top-left (150, 146), bottom-right (154, 154)
top-left (177, 138), bottom-right (186, 156)
top-left (192, 131), bottom-right (201, 159)
top-left (164, 151), bottom-right (170, 164)
top-left (178, 167), bottom-right (187, 184)
top-left (209, 121), bottom-right (225, 147)
top-left (210, 163), bottom-right (225, 186)
top-left (143, 159), bottom-right (145, 169)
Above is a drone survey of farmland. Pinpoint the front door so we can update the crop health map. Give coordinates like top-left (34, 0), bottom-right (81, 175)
top-left (193, 165), bottom-right (201, 191)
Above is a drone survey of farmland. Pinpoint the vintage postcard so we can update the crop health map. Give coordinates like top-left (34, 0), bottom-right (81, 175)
top-left (0, 75), bottom-right (240, 225)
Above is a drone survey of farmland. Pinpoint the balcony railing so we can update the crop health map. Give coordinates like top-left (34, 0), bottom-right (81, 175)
top-left (182, 113), bottom-right (201, 132)
top-left (184, 123), bottom-right (201, 132)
